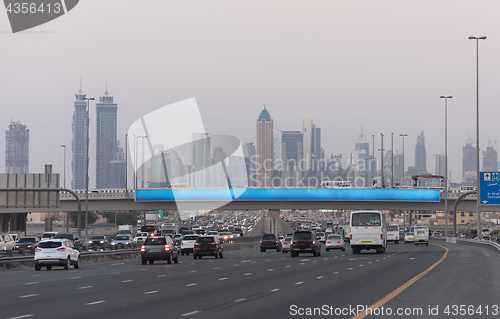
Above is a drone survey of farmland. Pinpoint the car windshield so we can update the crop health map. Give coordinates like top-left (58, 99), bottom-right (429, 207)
top-left (91, 236), bottom-right (105, 240)
top-left (184, 235), bottom-right (198, 240)
top-left (407, 232), bottom-right (414, 236)
top-left (294, 232), bottom-right (312, 240)
top-left (144, 237), bottom-right (166, 245)
top-left (387, 226), bottom-right (399, 231)
top-left (38, 241), bottom-right (62, 248)
top-left (18, 237), bottom-right (36, 243)
top-left (284, 238), bottom-right (292, 242)
top-left (196, 237), bottom-right (214, 243)
top-left (328, 235), bottom-right (342, 240)
top-left (42, 233), bottom-right (56, 238)
top-left (115, 236), bottom-right (129, 240)
top-left (262, 234), bottom-right (275, 240)
top-left (351, 213), bottom-right (382, 227)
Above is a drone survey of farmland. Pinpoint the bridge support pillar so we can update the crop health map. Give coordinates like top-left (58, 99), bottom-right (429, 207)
top-left (0, 214), bottom-right (10, 232)
top-left (269, 209), bottom-right (280, 235)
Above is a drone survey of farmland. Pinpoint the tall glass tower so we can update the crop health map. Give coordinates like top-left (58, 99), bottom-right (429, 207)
top-left (71, 88), bottom-right (87, 190)
top-left (5, 121), bottom-right (29, 173)
top-left (95, 89), bottom-right (118, 189)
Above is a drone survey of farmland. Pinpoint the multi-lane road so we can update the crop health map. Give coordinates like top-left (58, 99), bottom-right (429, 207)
top-left (2, 239), bottom-right (500, 319)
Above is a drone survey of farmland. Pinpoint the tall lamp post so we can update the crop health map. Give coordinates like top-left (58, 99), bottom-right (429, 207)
top-left (468, 36), bottom-right (486, 237)
top-left (61, 145), bottom-right (67, 232)
top-left (440, 96), bottom-right (452, 237)
top-left (83, 97), bottom-right (94, 243)
top-left (134, 135), bottom-right (148, 189)
top-left (400, 133), bottom-right (407, 230)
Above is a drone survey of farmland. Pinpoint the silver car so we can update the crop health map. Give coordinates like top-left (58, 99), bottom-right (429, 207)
top-left (325, 234), bottom-right (345, 251)
top-left (111, 234), bottom-right (134, 249)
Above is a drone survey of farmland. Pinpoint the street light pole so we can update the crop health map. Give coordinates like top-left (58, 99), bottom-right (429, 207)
top-left (61, 145), bottom-right (68, 232)
top-left (380, 133), bottom-right (384, 189)
top-left (399, 134), bottom-right (407, 186)
top-left (83, 97), bottom-right (94, 243)
top-left (391, 133), bottom-right (394, 188)
top-left (469, 36), bottom-right (486, 237)
top-left (440, 96), bottom-right (452, 237)
top-left (135, 135), bottom-right (147, 189)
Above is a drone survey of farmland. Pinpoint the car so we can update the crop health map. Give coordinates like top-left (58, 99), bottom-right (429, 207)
top-left (325, 234), bottom-right (345, 251)
top-left (111, 234), bottom-right (134, 249)
top-left (34, 239), bottom-right (81, 270)
top-left (278, 235), bottom-right (285, 244)
top-left (40, 232), bottom-right (59, 242)
top-left (433, 231), bottom-right (442, 237)
top-left (316, 232), bottom-right (326, 243)
top-left (140, 236), bottom-right (179, 265)
top-left (180, 234), bottom-right (199, 255)
top-left (8, 234), bottom-right (19, 242)
top-left (404, 232), bottom-right (415, 244)
top-left (0, 233), bottom-right (16, 251)
top-left (290, 230), bottom-right (321, 257)
top-left (15, 236), bottom-right (39, 251)
top-left (88, 235), bottom-right (109, 250)
top-left (281, 237), bottom-right (292, 253)
top-left (134, 232), bottom-right (148, 245)
top-left (53, 233), bottom-right (82, 250)
top-left (260, 233), bottom-right (281, 252)
top-left (173, 234), bottom-right (182, 246)
top-left (193, 236), bottom-right (223, 259)
top-left (219, 232), bottom-right (233, 244)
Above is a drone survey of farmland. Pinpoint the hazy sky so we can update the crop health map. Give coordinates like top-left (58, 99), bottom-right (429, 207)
top-left (1, 0), bottom-right (500, 187)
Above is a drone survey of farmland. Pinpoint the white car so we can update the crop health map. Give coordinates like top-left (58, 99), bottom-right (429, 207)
top-left (404, 232), bottom-right (415, 244)
top-left (134, 232), bottom-right (149, 245)
top-left (180, 234), bottom-right (199, 255)
top-left (0, 234), bottom-right (16, 250)
top-left (34, 239), bottom-right (81, 270)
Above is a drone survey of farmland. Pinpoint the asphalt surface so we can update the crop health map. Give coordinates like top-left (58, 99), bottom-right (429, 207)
top-left (2, 238), bottom-right (500, 319)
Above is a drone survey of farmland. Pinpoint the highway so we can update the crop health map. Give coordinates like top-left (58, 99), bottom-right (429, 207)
top-left (2, 240), bottom-right (500, 319)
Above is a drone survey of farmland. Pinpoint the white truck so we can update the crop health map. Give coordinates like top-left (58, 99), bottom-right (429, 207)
top-left (414, 226), bottom-right (429, 246)
top-left (118, 224), bottom-right (133, 235)
top-left (387, 224), bottom-right (400, 244)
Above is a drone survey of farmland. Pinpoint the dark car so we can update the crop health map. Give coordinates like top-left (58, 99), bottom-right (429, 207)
top-left (260, 233), bottom-right (281, 252)
top-left (88, 235), bottom-right (110, 250)
top-left (15, 236), bottom-right (39, 251)
top-left (290, 230), bottom-right (321, 257)
top-left (140, 236), bottom-right (179, 265)
top-left (193, 236), bottom-right (223, 259)
top-left (53, 233), bottom-right (82, 250)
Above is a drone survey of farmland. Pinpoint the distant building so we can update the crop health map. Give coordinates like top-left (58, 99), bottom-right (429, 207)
top-left (256, 106), bottom-right (273, 187)
top-left (303, 119), bottom-right (322, 172)
top-left (72, 88), bottom-right (88, 190)
top-left (281, 131), bottom-right (303, 187)
top-left (273, 129), bottom-right (282, 171)
top-left (462, 142), bottom-right (476, 182)
top-left (414, 131), bottom-right (427, 174)
top-left (352, 129), bottom-right (370, 187)
top-left (243, 143), bottom-right (256, 187)
top-left (192, 133), bottom-right (210, 188)
top-left (95, 89), bottom-right (118, 189)
top-left (5, 121), bottom-right (29, 173)
top-left (482, 146), bottom-right (497, 172)
top-left (435, 154), bottom-right (445, 176)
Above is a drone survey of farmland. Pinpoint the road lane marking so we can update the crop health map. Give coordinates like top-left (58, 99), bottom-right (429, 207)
top-left (285, 265), bottom-right (291, 268)
top-left (189, 270), bottom-right (197, 273)
top-left (241, 260), bottom-right (252, 263)
top-left (7, 315), bottom-right (33, 319)
top-left (111, 262), bottom-right (124, 265)
top-left (121, 280), bottom-right (133, 283)
top-left (295, 281), bottom-right (304, 285)
top-left (359, 265), bottom-right (364, 267)
top-left (24, 282), bottom-right (38, 285)
top-left (333, 272), bottom-right (339, 274)
top-left (350, 244), bottom-right (449, 319)
top-left (19, 294), bottom-right (39, 298)
top-left (267, 269), bottom-right (274, 271)
top-left (31, 275), bottom-right (41, 277)
top-left (316, 276), bottom-right (324, 279)
top-left (348, 268), bottom-right (353, 270)
top-left (157, 275), bottom-right (166, 277)
top-left (144, 291), bottom-right (158, 294)
top-left (234, 298), bottom-right (247, 302)
top-left (86, 300), bottom-right (105, 305)
top-left (368, 262), bottom-right (372, 264)
top-left (219, 277), bottom-right (228, 281)
top-left (70, 277), bottom-right (82, 279)
top-left (186, 283), bottom-right (198, 287)
top-left (110, 272), bottom-right (120, 274)
top-left (78, 286), bottom-right (93, 289)
top-left (182, 311), bottom-right (201, 316)
top-left (213, 267), bottom-right (220, 269)
top-left (270, 288), bottom-right (280, 292)
top-left (244, 273), bottom-right (252, 276)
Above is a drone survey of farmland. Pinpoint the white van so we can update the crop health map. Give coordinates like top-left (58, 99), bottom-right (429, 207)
top-left (415, 227), bottom-right (429, 245)
top-left (350, 210), bottom-right (387, 254)
top-left (387, 224), bottom-right (400, 244)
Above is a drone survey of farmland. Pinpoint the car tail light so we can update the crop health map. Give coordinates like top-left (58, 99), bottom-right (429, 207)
top-left (350, 234), bottom-right (352, 240)
top-left (140, 245), bottom-right (145, 252)
top-left (57, 247), bottom-right (67, 251)
top-left (275, 241), bottom-right (278, 244)
top-left (181, 241), bottom-right (183, 245)
top-left (312, 241), bottom-right (315, 245)
top-left (380, 234), bottom-right (383, 240)
top-left (326, 241), bottom-right (331, 244)
top-left (164, 245), bottom-right (170, 252)
top-left (35, 248), bottom-right (41, 252)
top-left (194, 243), bottom-right (199, 247)
top-left (210, 243), bottom-right (217, 246)
top-left (338, 240), bottom-right (343, 244)
top-left (260, 241), bottom-right (262, 244)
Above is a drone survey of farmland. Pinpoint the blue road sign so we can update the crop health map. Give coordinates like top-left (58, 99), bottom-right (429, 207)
top-left (480, 172), bottom-right (500, 205)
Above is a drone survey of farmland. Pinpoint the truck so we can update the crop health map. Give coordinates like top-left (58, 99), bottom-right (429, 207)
top-left (414, 226), bottom-right (429, 245)
top-left (118, 224), bottom-right (133, 235)
top-left (350, 210), bottom-right (387, 254)
top-left (481, 228), bottom-right (492, 239)
top-left (136, 220), bottom-right (142, 232)
top-left (387, 224), bottom-right (400, 244)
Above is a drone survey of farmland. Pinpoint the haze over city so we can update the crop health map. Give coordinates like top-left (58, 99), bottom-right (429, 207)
top-left (2, 0), bottom-right (500, 188)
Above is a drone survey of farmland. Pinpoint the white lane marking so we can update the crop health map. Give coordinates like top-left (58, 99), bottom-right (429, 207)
top-left (368, 262), bottom-right (372, 264)
top-left (266, 259), bottom-right (270, 261)
top-left (157, 275), bottom-right (166, 278)
top-left (85, 300), bottom-right (105, 305)
top-left (295, 281), bottom-right (304, 285)
top-left (24, 282), bottom-right (38, 285)
top-left (316, 276), bottom-right (324, 279)
top-left (19, 294), bottom-right (39, 298)
top-left (348, 268), bottom-right (353, 270)
top-left (409, 257), bottom-right (418, 260)
top-left (219, 277), bottom-right (228, 281)
top-left (110, 272), bottom-right (120, 274)
top-left (111, 262), bottom-right (124, 266)
top-left (244, 273), bottom-right (252, 276)
top-left (312, 261), bottom-right (317, 263)
top-left (376, 260), bottom-right (379, 262)
top-left (359, 265), bottom-right (364, 267)
top-left (323, 258), bottom-right (328, 261)
top-left (241, 260), bottom-right (252, 263)
top-left (233, 264), bottom-right (239, 266)
top-left (213, 267), bottom-right (220, 269)
top-left (182, 311), bottom-right (201, 316)
top-left (333, 272), bottom-right (339, 274)
top-left (301, 259), bottom-right (308, 262)
top-left (299, 263), bottom-right (304, 265)
top-left (285, 265), bottom-right (291, 268)
top-left (141, 269), bottom-right (148, 271)
top-left (144, 291), bottom-right (158, 294)
top-left (7, 315), bottom-right (33, 319)
top-left (31, 275), bottom-right (41, 277)
top-left (267, 269), bottom-right (274, 271)
top-left (78, 286), bottom-right (93, 289)
top-left (186, 283), bottom-right (198, 287)
top-left (70, 277), bottom-right (82, 279)
top-left (189, 270), bottom-right (197, 273)
top-left (121, 280), bottom-right (133, 283)
top-left (270, 288), bottom-right (280, 292)
top-left (234, 298), bottom-right (247, 302)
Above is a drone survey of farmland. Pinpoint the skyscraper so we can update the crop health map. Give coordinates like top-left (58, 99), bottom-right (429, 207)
top-left (243, 142), bottom-right (256, 187)
top-left (303, 119), bottom-right (322, 172)
top-left (95, 89), bottom-right (118, 189)
top-left (435, 154), bottom-right (445, 176)
top-left (281, 131), bottom-right (303, 187)
top-left (256, 106), bottom-right (273, 187)
top-left (414, 131), bottom-right (427, 174)
top-left (72, 88), bottom-right (87, 189)
top-left (273, 128), bottom-right (282, 170)
top-left (192, 133), bottom-right (211, 188)
top-left (5, 120), bottom-right (29, 173)
top-left (482, 146), bottom-right (497, 172)
top-left (352, 129), bottom-right (370, 187)
top-left (462, 142), bottom-right (476, 182)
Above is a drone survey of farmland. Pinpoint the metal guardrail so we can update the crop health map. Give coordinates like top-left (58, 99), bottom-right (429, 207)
top-left (432, 236), bottom-right (500, 252)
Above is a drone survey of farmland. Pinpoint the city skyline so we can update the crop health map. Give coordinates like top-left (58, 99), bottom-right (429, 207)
top-left (2, 1), bottom-right (500, 187)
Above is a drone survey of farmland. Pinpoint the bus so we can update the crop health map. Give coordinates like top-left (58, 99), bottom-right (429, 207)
top-left (350, 210), bottom-right (387, 254)
top-left (320, 180), bottom-right (352, 188)
top-left (167, 183), bottom-right (188, 189)
top-left (387, 224), bottom-right (400, 244)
